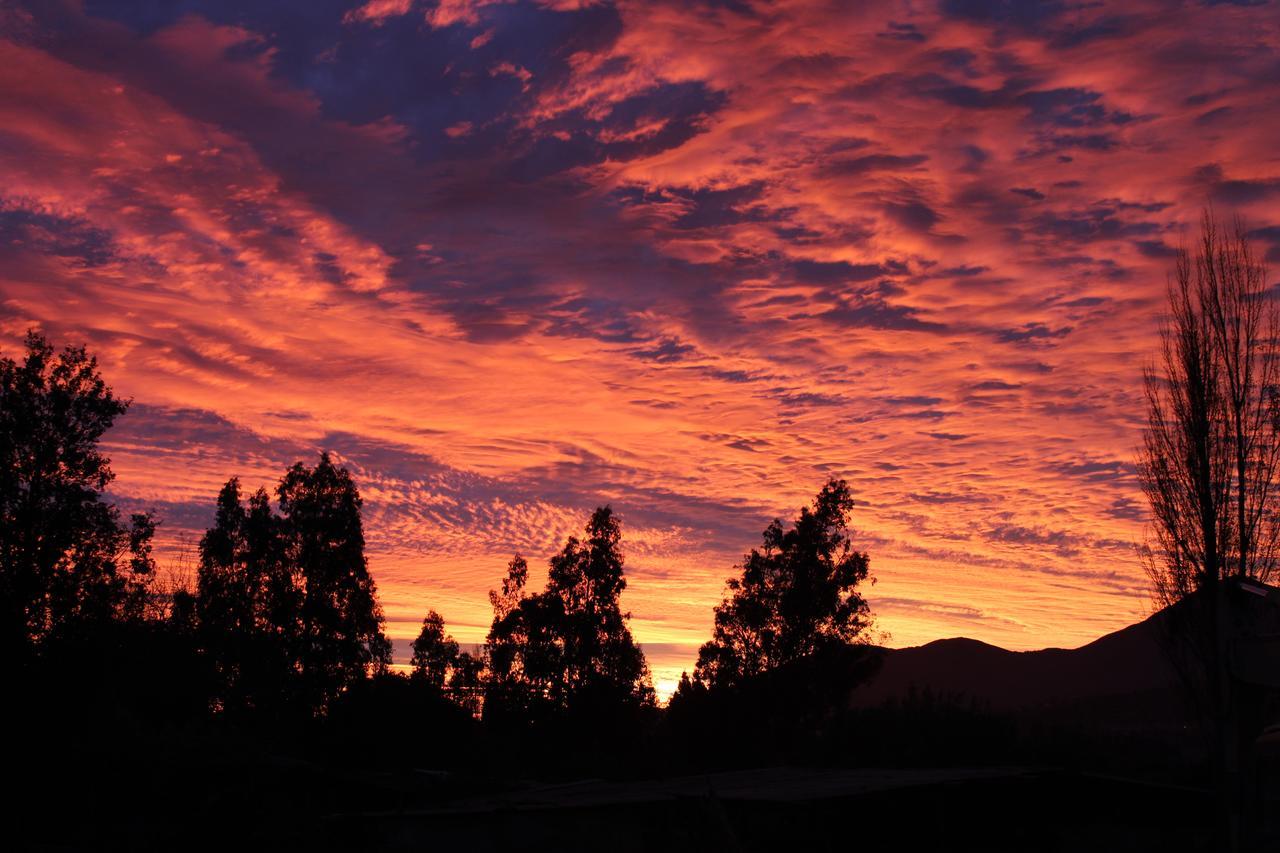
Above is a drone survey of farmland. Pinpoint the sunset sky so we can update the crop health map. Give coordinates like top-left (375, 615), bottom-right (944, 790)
top-left (3, 0), bottom-right (1279, 698)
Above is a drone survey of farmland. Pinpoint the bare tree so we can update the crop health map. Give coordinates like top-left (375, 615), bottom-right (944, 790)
top-left (144, 532), bottom-right (198, 623)
top-left (1201, 217), bottom-right (1280, 583)
top-left (1138, 213), bottom-right (1277, 851)
top-left (1140, 239), bottom-right (1234, 611)
top-left (1141, 214), bottom-right (1279, 604)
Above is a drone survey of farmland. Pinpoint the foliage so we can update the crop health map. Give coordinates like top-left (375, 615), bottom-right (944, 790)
top-left (322, 670), bottom-right (480, 769)
top-left (0, 331), bottom-right (154, 657)
top-left (196, 479), bottom-right (297, 715)
top-left (411, 609), bottom-right (460, 689)
top-left (281, 454), bottom-right (393, 703)
top-left (689, 478), bottom-right (873, 690)
top-left (484, 507), bottom-right (654, 725)
top-left (195, 453), bottom-right (391, 715)
top-left (666, 642), bottom-right (881, 769)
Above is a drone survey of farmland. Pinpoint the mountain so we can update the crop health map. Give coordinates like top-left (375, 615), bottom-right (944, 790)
top-left (851, 608), bottom-right (1186, 724)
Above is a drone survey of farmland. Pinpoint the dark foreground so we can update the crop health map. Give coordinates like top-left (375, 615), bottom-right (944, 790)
top-left (18, 750), bottom-right (1260, 853)
top-left (329, 766), bottom-right (1216, 853)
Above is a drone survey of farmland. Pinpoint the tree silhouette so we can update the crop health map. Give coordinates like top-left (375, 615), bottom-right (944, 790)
top-left (411, 609), bottom-right (460, 689)
top-left (489, 553), bottom-right (527, 623)
top-left (0, 331), bottom-right (155, 658)
top-left (194, 454), bottom-right (390, 716)
top-left (546, 506), bottom-right (652, 704)
top-left (196, 479), bottom-right (297, 715)
top-left (1137, 214), bottom-right (1280, 849)
top-left (448, 649), bottom-right (485, 717)
top-left (484, 554), bottom-right (552, 721)
top-left (689, 479), bottom-right (873, 690)
top-left (484, 508), bottom-right (653, 726)
top-left (279, 453), bottom-right (392, 709)
top-left (1139, 216), bottom-right (1280, 607)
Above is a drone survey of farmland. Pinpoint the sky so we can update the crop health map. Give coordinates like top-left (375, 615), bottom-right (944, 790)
top-left (2, 0), bottom-right (1279, 699)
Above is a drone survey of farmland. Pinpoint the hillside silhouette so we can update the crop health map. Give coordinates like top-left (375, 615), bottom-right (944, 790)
top-left (854, 608), bottom-right (1181, 719)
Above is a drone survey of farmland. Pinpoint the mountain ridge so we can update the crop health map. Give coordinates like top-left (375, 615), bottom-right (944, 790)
top-left (852, 608), bottom-right (1183, 716)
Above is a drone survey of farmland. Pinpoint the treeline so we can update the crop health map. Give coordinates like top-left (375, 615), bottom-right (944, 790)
top-left (2, 331), bottom-right (880, 777)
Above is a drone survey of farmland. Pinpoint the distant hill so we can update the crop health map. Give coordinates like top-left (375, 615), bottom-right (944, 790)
top-left (852, 608), bottom-right (1188, 727)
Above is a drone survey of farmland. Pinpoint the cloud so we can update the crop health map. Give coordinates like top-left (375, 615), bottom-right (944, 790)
top-left (790, 258), bottom-right (886, 284)
top-left (824, 153), bottom-right (929, 176)
top-left (995, 322), bottom-right (1073, 344)
top-left (940, 0), bottom-right (1066, 28)
top-left (630, 337), bottom-right (696, 363)
top-left (1195, 164), bottom-right (1280, 205)
top-left (0, 201), bottom-right (118, 268)
top-left (820, 296), bottom-right (948, 332)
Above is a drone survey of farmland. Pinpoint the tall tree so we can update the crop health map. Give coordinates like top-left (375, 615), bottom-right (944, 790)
top-left (411, 610), bottom-right (460, 689)
top-left (484, 509), bottom-right (653, 723)
top-left (196, 479), bottom-right (297, 714)
top-left (545, 507), bottom-right (651, 702)
top-left (410, 608), bottom-right (485, 714)
top-left (484, 554), bottom-right (555, 720)
top-left (690, 479), bottom-right (873, 690)
top-left (195, 454), bottom-right (390, 715)
top-left (1138, 214), bottom-right (1279, 851)
top-left (278, 453), bottom-right (392, 709)
top-left (0, 331), bottom-right (154, 657)
top-left (1203, 217), bottom-right (1280, 582)
top-left (1140, 215), bottom-right (1279, 607)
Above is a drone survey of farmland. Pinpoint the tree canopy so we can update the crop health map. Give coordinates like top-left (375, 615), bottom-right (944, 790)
top-left (485, 507), bottom-right (653, 723)
top-left (411, 609), bottom-right (460, 689)
top-left (690, 478), bottom-right (873, 690)
top-left (196, 479), bottom-right (296, 715)
top-left (195, 454), bottom-right (391, 715)
top-left (0, 331), bottom-right (154, 657)
top-left (280, 454), bottom-right (392, 706)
